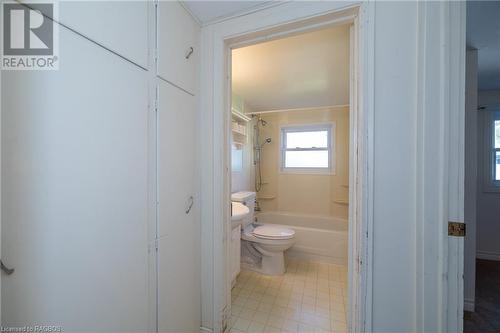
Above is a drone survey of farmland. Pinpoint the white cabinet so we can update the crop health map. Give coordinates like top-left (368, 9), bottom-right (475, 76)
top-left (1, 27), bottom-right (151, 331)
top-left (157, 81), bottom-right (200, 332)
top-left (231, 226), bottom-right (242, 286)
top-left (27, 0), bottom-right (151, 68)
top-left (157, 1), bottom-right (200, 95)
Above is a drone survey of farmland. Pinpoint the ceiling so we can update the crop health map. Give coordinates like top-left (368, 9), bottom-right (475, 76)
top-left (231, 25), bottom-right (350, 112)
top-left (182, 1), bottom-right (269, 24)
top-left (467, 1), bottom-right (500, 91)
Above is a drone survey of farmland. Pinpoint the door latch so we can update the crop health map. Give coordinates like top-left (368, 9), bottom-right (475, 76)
top-left (448, 221), bottom-right (466, 237)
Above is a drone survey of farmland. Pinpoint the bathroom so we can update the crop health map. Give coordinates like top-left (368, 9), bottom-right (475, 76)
top-left (229, 24), bottom-right (350, 333)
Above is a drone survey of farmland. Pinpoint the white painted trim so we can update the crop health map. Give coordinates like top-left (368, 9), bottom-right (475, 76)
top-left (247, 104), bottom-right (350, 115)
top-left (464, 298), bottom-right (475, 312)
top-left (414, 2), bottom-right (466, 332)
top-left (349, 4), bottom-right (375, 333)
top-left (199, 2), bottom-right (372, 332)
top-left (446, 2), bottom-right (466, 332)
top-left (200, 327), bottom-right (214, 333)
top-left (477, 250), bottom-right (500, 261)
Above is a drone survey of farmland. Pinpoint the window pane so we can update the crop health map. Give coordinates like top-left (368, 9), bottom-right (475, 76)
top-left (496, 151), bottom-right (500, 181)
top-left (495, 120), bottom-right (500, 149)
top-left (286, 131), bottom-right (328, 149)
top-left (232, 145), bottom-right (243, 172)
top-left (285, 150), bottom-right (329, 168)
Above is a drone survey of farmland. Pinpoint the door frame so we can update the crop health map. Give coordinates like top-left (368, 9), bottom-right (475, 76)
top-left (200, 2), bottom-right (375, 332)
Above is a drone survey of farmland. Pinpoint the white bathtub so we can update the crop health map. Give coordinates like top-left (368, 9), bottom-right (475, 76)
top-left (255, 211), bottom-right (348, 265)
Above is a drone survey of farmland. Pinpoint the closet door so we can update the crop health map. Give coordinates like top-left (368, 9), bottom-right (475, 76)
top-left (1, 27), bottom-right (151, 331)
top-left (26, 0), bottom-right (151, 68)
top-left (157, 81), bottom-right (200, 332)
top-left (157, 1), bottom-right (200, 95)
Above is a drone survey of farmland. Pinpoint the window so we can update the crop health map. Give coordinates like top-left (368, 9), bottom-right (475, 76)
top-left (231, 143), bottom-right (243, 172)
top-left (484, 111), bottom-right (500, 192)
top-left (491, 112), bottom-right (500, 183)
top-left (280, 124), bottom-right (334, 174)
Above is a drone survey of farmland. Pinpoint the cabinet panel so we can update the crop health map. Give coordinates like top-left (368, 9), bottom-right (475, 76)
top-left (158, 1), bottom-right (200, 95)
top-left (158, 235), bottom-right (200, 333)
top-left (1, 27), bottom-right (151, 331)
top-left (157, 81), bottom-right (198, 238)
top-left (26, 0), bottom-right (150, 68)
top-left (157, 81), bottom-right (200, 332)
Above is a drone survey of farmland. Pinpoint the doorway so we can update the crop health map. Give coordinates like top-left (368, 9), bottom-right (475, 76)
top-left (213, 5), bottom-right (372, 333)
top-left (228, 23), bottom-right (351, 333)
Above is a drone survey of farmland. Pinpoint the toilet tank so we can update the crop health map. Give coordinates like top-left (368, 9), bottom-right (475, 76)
top-left (231, 191), bottom-right (256, 227)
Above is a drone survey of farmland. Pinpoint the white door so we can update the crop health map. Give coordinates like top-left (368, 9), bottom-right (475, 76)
top-left (157, 80), bottom-right (200, 333)
top-left (1, 27), bottom-right (152, 331)
top-left (157, 1), bottom-right (200, 95)
top-left (35, 1), bottom-right (151, 68)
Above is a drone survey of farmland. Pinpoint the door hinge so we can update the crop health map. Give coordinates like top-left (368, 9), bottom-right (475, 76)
top-left (448, 221), bottom-right (466, 237)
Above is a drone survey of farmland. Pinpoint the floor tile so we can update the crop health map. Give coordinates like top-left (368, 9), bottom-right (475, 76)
top-left (232, 259), bottom-right (348, 333)
top-left (247, 321), bottom-right (265, 333)
top-left (233, 317), bottom-right (251, 331)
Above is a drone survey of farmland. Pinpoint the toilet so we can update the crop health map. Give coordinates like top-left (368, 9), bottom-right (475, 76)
top-left (231, 191), bottom-right (295, 275)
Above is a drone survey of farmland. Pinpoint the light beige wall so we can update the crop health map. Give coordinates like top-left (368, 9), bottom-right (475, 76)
top-left (256, 107), bottom-right (349, 218)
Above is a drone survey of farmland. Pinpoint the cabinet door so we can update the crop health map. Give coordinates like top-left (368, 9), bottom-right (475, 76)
top-left (27, 0), bottom-right (150, 68)
top-left (157, 81), bottom-right (200, 332)
top-left (1, 27), bottom-right (151, 331)
top-left (157, 1), bottom-right (200, 95)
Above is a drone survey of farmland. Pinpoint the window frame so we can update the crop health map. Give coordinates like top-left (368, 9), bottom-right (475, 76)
top-left (279, 123), bottom-right (335, 175)
top-left (483, 111), bottom-right (500, 192)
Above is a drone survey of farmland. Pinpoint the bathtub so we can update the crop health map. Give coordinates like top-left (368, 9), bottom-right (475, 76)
top-left (255, 211), bottom-right (348, 265)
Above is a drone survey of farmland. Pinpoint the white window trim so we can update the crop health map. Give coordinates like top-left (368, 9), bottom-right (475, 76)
top-left (483, 111), bottom-right (500, 193)
top-left (279, 122), bottom-right (336, 175)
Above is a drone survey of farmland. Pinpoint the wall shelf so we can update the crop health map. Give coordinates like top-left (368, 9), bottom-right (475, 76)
top-left (257, 195), bottom-right (276, 200)
top-left (333, 199), bottom-right (349, 205)
top-left (232, 128), bottom-right (246, 137)
top-left (231, 108), bottom-right (251, 122)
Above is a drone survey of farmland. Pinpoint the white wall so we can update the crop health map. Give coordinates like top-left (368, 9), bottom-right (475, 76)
top-left (476, 90), bottom-right (500, 261)
top-left (464, 49), bottom-right (478, 311)
top-left (371, 3), bottom-right (417, 329)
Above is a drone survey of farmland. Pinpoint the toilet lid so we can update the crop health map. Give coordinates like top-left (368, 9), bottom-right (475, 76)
top-left (252, 225), bottom-right (295, 240)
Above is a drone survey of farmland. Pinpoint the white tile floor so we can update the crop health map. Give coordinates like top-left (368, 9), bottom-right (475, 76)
top-left (230, 259), bottom-right (348, 333)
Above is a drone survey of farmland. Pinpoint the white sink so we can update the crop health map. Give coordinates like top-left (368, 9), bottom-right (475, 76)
top-left (231, 202), bottom-right (249, 228)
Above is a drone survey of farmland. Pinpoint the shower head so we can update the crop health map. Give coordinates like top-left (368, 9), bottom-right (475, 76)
top-left (259, 138), bottom-right (272, 147)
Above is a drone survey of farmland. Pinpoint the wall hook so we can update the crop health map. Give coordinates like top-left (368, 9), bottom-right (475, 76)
top-left (0, 260), bottom-right (14, 275)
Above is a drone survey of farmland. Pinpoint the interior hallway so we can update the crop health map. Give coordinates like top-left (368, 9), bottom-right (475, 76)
top-left (464, 259), bottom-right (500, 333)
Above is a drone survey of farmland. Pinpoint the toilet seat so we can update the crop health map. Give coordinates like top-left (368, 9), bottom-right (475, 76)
top-left (252, 225), bottom-right (295, 240)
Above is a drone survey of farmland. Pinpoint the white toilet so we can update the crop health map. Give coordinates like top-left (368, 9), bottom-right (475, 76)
top-left (231, 191), bottom-right (295, 276)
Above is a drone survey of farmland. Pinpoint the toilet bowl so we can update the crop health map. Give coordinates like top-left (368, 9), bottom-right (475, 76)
top-left (232, 191), bottom-right (296, 276)
top-left (241, 224), bottom-right (295, 275)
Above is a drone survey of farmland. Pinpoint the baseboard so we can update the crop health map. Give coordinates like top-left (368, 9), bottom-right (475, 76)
top-left (464, 298), bottom-right (475, 312)
top-left (200, 327), bottom-right (213, 333)
top-left (477, 250), bottom-right (500, 261)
